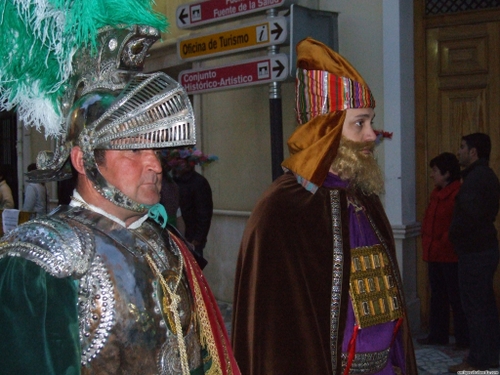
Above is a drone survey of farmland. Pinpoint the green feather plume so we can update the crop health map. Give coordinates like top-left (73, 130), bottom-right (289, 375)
top-left (0, 0), bottom-right (167, 137)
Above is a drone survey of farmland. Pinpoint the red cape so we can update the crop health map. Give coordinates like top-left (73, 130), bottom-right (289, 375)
top-left (173, 234), bottom-right (241, 375)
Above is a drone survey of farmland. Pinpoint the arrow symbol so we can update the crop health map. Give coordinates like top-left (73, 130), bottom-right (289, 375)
top-left (271, 22), bottom-right (283, 40)
top-left (272, 59), bottom-right (285, 77)
top-left (178, 7), bottom-right (188, 25)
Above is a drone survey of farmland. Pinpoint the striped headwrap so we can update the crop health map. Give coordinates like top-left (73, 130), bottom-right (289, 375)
top-left (295, 68), bottom-right (375, 125)
top-left (282, 37), bottom-right (376, 189)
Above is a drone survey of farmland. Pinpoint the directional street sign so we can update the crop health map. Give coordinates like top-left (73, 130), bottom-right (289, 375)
top-left (179, 54), bottom-right (288, 94)
top-left (178, 17), bottom-right (287, 61)
top-left (176, 0), bottom-right (287, 29)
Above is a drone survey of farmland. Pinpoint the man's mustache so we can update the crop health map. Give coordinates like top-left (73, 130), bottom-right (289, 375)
top-left (340, 138), bottom-right (376, 153)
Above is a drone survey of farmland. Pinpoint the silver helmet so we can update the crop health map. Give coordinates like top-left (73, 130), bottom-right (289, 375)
top-left (29, 25), bottom-right (196, 212)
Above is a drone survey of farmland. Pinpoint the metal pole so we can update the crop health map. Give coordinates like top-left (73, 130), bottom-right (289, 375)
top-left (269, 81), bottom-right (284, 181)
top-left (267, 7), bottom-right (284, 180)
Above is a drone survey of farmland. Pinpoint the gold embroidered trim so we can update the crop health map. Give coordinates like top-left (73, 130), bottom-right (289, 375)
top-left (185, 262), bottom-right (228, 375)
top-left (329, 189), bottom-right (344, 371)
top-left (144, 251), bottom-right (191, 375)
top-left (349, 245), bottom-right (403, 328)
top-left (341, 347), bottom-right (390, 374)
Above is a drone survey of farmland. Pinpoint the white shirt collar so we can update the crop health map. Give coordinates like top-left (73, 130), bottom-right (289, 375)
top-left (69, 190), bottom-right (148, 229)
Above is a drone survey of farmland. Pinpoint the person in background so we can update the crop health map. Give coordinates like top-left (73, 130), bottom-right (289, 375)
top-left (232, 37), bottom-right (416, 375)
top-left (448, 133), bottom-right (500, 372)
top-left (159, 157), bottom-right (180, 228)
top-left (0, 165), bottom-right (15, 209)
top-left (167, 148), bottom-right (216, 262)
top-left (57, 168), bottom-right (77, 205)
top-left (418, 152), bottom-right (468, 349)
top-left (22, 163), bottom-right (48, 215)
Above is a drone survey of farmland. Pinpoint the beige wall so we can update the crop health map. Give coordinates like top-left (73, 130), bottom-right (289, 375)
top-left (154, 0), bottom-right (188, 41)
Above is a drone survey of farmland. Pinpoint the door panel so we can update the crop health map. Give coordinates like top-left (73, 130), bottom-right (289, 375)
top-left (417, 20), bottom-right (500, 329)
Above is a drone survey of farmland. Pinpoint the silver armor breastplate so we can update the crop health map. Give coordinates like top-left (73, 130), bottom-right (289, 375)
top-left (0, 206), bottom-right (202, 374)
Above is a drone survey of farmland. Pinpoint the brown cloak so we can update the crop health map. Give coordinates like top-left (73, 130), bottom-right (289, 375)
top-left (231, 173), bottom-right (416, 375)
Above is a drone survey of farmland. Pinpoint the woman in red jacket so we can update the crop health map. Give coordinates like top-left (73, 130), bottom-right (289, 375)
top-left (419, 152), bottom-right (469, 349)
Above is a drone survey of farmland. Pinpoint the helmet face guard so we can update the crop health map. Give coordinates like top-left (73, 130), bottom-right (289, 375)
top-left (28, 25), bottom-right (196, 212)
top-left (79, 72), bottom-right (195, 211)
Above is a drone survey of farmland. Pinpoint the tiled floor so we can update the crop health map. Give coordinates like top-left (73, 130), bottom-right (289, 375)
top-left (217, 301), bottom-right (500, 374)
top-left (413, 337), bottom-right (469, 375)
top-left (217, 300), bottom-right (233, 337)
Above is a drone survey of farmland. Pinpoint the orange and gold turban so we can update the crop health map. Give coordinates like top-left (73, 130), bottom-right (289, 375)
top-left (281, 37), bottom-right (375, 187)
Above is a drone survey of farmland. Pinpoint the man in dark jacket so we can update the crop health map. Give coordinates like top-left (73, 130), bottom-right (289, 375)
top-left (173, 160), bottom-right (213, 259)
top-left (448, 132), bottom-right (500, 372)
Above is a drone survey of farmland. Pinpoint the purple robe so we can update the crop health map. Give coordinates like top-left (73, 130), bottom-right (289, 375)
top-left (324, 173), bottom-right (405, 375)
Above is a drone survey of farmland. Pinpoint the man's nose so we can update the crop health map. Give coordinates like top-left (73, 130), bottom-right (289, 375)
top-left (365, 126), bottom-right (377, 142)
top-left (145, 150), bottom-right (162, 172)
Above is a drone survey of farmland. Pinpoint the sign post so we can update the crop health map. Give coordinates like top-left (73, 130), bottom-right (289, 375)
top-left (175, 1), bottom-right (338, 181)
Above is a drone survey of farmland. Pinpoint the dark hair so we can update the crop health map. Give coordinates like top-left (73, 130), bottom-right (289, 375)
top-left (462, 133), bottom-right (491, 161)
top-left (27, 163), bottom-right (37, 172)
top-left (0, 165), bottom-right (7, 181)
top-left (430, 152), bottom-right (460, 183)
top-left (94, 149), bottom-right (106, 166)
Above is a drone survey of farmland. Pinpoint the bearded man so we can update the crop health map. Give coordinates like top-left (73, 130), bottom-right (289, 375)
top-left (231, 37), bottom-right (416, 375)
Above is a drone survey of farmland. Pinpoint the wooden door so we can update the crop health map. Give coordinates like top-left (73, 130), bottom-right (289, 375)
top-left (415, 5), bottom-right (500, 329)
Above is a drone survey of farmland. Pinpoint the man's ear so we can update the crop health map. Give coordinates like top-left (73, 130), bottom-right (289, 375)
top-left (469, 147), bottom-right (478, 158)
top-left (70, 146), bottom-right (86, 175)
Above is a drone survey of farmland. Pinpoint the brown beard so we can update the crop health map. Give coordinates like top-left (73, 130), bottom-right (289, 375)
top-left (330, 136), bottom-right (384, 196)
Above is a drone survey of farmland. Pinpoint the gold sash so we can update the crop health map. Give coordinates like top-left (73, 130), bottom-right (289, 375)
top-left (349, 244), bottom-right (403, 328)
